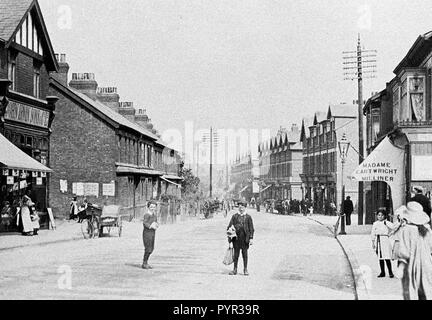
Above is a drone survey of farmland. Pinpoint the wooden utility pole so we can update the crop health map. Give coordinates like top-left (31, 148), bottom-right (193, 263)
top-left (343, 34), bottom-right (377, 225)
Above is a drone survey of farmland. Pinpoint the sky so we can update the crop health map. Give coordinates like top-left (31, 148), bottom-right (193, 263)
top-left (38, 0), bottom-right (432, 158)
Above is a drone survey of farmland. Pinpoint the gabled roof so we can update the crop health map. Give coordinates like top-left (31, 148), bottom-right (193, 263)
top-left (313, 111), bottom-right (327, 125)
top-left (328, 104), bottom-right (357, 118)
top-left (0, 0), bottom-right (58, 71)
top-left (287, 128), bottom-right (301, 144)
top-left (394, 31), bottom-right (432, 75)
top-left (50, 78), bottom-right (159, 141)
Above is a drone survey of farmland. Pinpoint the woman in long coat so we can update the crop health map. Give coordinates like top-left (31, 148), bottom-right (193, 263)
top-left (371, 209), bottom-right (395, 278)
top-left (396, 201), bottom-right (432, 300)
top-left (142, 201), bottom-right (159, 269)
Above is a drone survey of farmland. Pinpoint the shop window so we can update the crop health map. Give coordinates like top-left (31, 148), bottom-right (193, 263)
top-left (19, 134), bottom-right (25, 145)
top-left (392, 85), bottom-right (400, 123)
top-left (26, 136), bottom-right (33, 147)
top-left (409, 77), bottom-right (425, 121)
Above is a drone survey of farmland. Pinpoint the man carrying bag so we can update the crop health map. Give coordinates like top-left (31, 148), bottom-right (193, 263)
top-left (226, 202), bottom-right (255, 276)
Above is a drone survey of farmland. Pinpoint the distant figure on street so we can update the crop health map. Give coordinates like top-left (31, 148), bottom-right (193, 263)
top-left (395, 202), bottom-right (432, 300)
top-left (250, 197), bottom-right (256, 209)
top-left (142, 201), bottom-right (159, 269)
top-left (69, 197), bottom-right (79, 220)
top-left (227, 202), bottom-right (254, 276)
top-left (343, 196), bottom-right (354, 225)
top-left (371, 209), bottom-right (395, 278)
top-left (410, 186), bottom-right (431, 219)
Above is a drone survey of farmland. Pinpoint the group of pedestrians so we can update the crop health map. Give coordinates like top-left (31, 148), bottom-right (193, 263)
top-left (370, 185), bottom-right (432, 300)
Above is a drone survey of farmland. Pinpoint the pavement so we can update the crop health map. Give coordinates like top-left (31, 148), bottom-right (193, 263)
top-left (0, 210), bottom-right (403, 300)
top-left (304, 213), bottom-right (403, 300)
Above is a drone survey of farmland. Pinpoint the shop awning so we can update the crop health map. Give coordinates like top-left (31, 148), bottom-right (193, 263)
top-left (0, 133), bottom-right (52, 172)
top-left (161, 176), bottom-right (182, 188)
top-left (259, 185), bottom-right (272, 193)
top-left (162, 174), bottom-right (183, 181)
top-left (115, 163), bottom-right (163, 176)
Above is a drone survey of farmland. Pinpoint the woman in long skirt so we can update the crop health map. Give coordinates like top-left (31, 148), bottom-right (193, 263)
top-left (396, 202), bottom-right (432, 300)
top-left (20, 191), bottom-right (35, 236)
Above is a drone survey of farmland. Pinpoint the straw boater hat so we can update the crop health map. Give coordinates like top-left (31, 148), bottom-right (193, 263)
top-left (405, 202), bottom-right (430, 225)
top-left (413, 185), bottom-right (424, 194)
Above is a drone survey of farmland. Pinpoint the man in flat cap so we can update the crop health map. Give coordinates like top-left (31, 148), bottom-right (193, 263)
top-left (227, 201), bottom-right (254, 276)
top-left (410, 186), bottom-right (431, 220)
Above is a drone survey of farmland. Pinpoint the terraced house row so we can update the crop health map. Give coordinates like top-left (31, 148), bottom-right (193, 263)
top-left (0, 0), bottom-right (183, 230)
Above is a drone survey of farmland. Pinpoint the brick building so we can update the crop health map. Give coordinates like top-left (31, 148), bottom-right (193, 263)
top-left (0, 0), bottom-right (58, 218)
top-left (230, 152), bottom-right (255, 201)
top-left (258, 125), bottom-right (302, 201)
top-left (300, 104), bottom-right (359, 214)
top-left (48, 56), bottom-right (182, 219)
top-left (364, 31), bottom-right (432, 223)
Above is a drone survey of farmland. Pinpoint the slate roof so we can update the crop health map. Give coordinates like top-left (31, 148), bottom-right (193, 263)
top-left (328, 104), bottom-right (358, 118)
top-left (0, 0), bottom-right (34, 42)
top-left (51, 78), bottom-right (160, 141)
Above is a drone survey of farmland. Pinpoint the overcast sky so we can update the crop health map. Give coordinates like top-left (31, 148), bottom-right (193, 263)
top-left (39, 0), bottom-right (432, 155)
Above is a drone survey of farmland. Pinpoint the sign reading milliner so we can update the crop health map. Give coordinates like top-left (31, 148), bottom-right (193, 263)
top-left (354, 162), bottom-right (399, 183)
top-left (4, 101), bottom-right (50, 128)
top-left (352, 136), bottom-right (406, 210)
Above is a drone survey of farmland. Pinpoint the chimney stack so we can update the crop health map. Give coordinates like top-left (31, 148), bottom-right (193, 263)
top-left (52, 53), bottom-right (69, 85)
top-left (97, 87), bottom-right (120, 112)
top-left (135, 108), bottom-right (150, 127)
top-left (118, 102), bottom-right (136, 122)
top-left (69, 73), bottom-right (98, 100)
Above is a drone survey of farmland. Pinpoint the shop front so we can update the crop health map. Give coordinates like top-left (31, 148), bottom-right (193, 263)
top-left (0, 133), bottom-right (52, 233)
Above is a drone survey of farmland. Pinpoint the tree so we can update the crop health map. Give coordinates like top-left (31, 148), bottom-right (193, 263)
top-left (180, 168), bottom-right (201, 200)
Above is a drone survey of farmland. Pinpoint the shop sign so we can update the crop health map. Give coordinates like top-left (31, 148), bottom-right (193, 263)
top-left (4, 101), bottom-right (50, 128)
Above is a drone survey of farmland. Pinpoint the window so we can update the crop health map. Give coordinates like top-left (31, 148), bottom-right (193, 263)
top-left (409, 76), bottom-right (425, 121)
top-left (8, 52), bottom-right (17, 91)
top-left (392, 85), bottom-right (400, 123)
top-left (33, 65), bottom-right (41, 98)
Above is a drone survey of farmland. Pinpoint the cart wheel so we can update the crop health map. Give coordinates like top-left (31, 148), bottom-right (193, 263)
top-left (81, 220), bottom-right (93, 239)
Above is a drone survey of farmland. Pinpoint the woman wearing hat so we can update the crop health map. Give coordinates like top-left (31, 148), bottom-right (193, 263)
top-left (396, 201), bottom-right (432, 300)
top-left (371, 208), bottom-right (395, 278)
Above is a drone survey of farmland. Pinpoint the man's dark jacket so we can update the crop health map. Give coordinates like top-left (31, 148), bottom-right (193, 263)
top-left (411, 194), bottom-right (432, 217)
top-left (227, 213), bottom-right (254, 244)
top-left (343, 199), bottom-right (354, 215)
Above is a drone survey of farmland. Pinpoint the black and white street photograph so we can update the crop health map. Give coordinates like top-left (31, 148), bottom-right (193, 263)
top-left (1, 0), bottom-right (432, 305)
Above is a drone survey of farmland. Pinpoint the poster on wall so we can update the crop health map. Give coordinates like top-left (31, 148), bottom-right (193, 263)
top-left (6, 176), bottom-right (14, 185)
top-left (76, 183), bottom-right (84, 196)
top-left (19, 180), bottom-right (27, 189)
top-left (36, 178), bottom-right (43, 185)
top-left (60, 180), bottom-right (68, 193)
top-left (84, 183), bottom-right (99, 197)
top-left (102, 182), bottom-right (115, 197)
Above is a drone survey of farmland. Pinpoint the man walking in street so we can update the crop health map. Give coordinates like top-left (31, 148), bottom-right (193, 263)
top-left (142, 201), bottom-right (159, 269)
top-left (343, 196), bottom-right (354, 226)
top-left (227, 202), bottom-right (254, 276)
top-left (410, 186), bottom-right (431, 219)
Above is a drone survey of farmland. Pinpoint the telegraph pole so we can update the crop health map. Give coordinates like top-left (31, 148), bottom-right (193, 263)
top-left (343, 34), bottom-right (377, 225)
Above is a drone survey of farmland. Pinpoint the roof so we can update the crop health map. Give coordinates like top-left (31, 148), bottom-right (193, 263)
top-left (0, 132), bottom-right (52, 172)
top-left (394, 31), bottom-right (432, 75)
top-left (0, 0), bottom-right (33, 42)
top-left (328, 104), bottom-right (358, 118)
top-left (51, 79), bottom-right (159, 141)
top-left (287, 128), bottom-right (301, 143)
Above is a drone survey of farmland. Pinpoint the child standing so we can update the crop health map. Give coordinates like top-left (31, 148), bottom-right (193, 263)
top-left (371, 209), bottom-right (395, 278)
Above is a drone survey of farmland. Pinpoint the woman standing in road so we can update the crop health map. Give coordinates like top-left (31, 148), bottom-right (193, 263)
top-left (20, 190), bottom-right (35, 236)
top-left (396, 201), bottom-right (432, 300)
top-left (142, 201), bottom-right (159, 269)
top-left (371, 209), bottom-right (395, 278)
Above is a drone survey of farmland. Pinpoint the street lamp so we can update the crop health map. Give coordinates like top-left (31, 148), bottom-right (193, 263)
top-left (338, 133), bottom-right (350, 235)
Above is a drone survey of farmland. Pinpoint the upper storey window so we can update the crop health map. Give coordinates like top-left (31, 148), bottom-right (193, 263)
top-left (14, 12), bottom-right (44, 56)
top-left (397, 70), bottom-right (426, 122)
